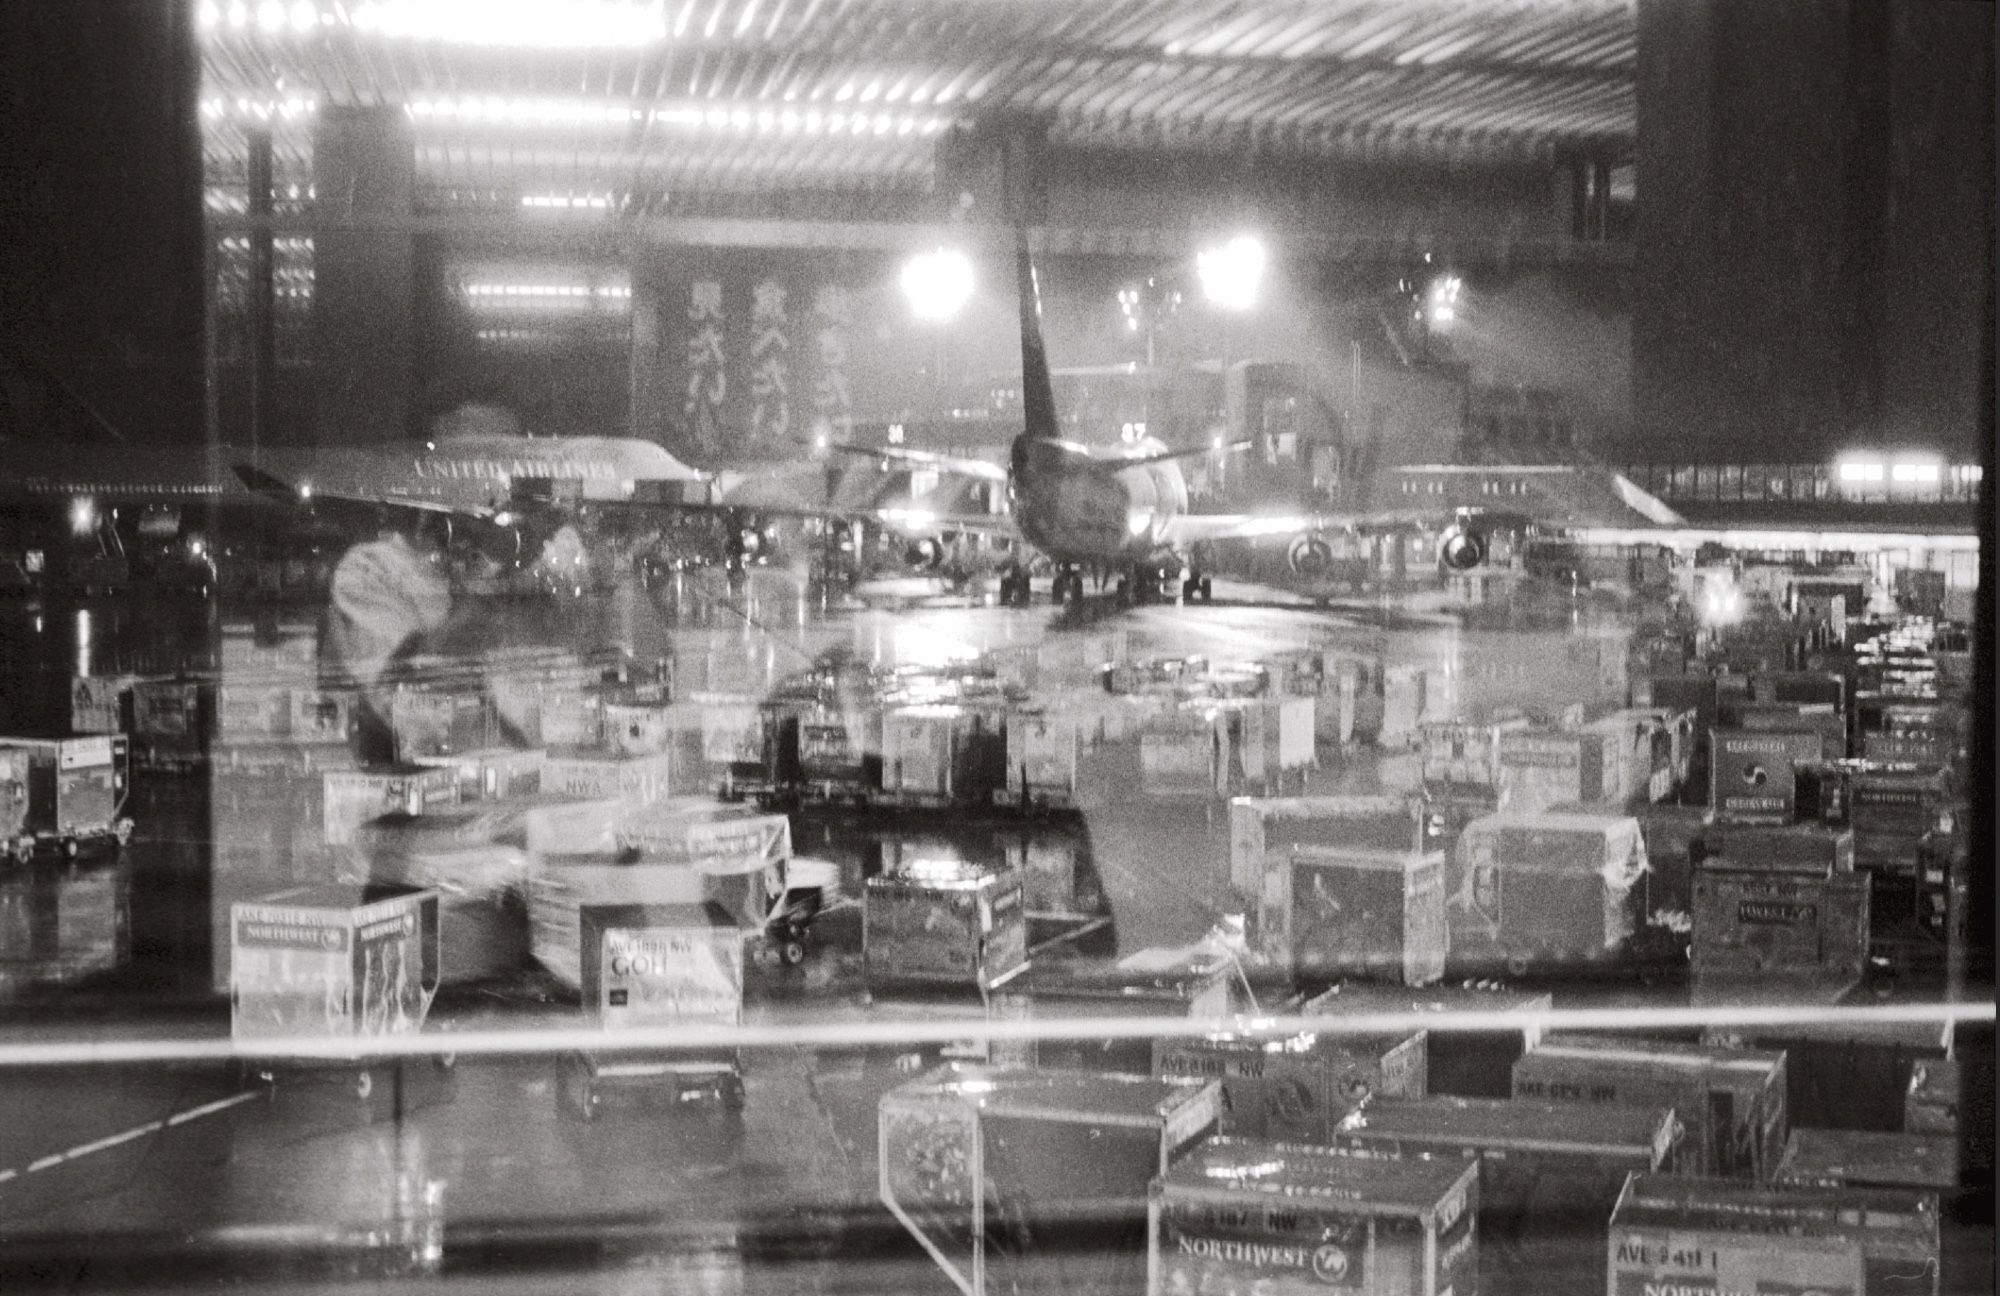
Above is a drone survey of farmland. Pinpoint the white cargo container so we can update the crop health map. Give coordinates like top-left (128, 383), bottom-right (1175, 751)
top-left (1229, 794), bottom-right (1429, 966)
top-left (1420, 715), bottom-right (1533, 790)
top-left (321, 765), bottom-right (459, 846)
top-left (881, 705), bottom-right (960, 801)
top-left (1496, 728), bottom-right (1611, 814)
top-left (1379, 663), bottom-right (1426, 747)
top-left (70, 675), bottom-right (138, 735)
top-left (1138, 706), bottom-right (1230, 800)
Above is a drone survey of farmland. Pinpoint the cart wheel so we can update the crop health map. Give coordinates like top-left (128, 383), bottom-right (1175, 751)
top-left (62, 838), bottom-right (78, 860)
top-left (114, 819), bottom-right (134, 846)
top-left (1504, 952), bottom-right (1533, 979)
top-left (780, 939), bottom-right (807, 967)
top-left (355, 1069), bottom-right (375, 1101)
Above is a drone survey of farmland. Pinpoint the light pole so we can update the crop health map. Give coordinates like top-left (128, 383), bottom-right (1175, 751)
top-left (900, 247), bottom-right (975, 413)
top-left (1197, 234), bottom-right (1265, 498)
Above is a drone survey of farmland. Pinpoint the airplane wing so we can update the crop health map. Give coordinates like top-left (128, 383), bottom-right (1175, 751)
top-left (1086, 438), bottom-right (1252, 471)
top-left (823, 442), bottom-right (1010, 483)
top-left (874, 506), bottom-right (1021, 541)
top-left (1160, 507), bottom-right (1450, 546)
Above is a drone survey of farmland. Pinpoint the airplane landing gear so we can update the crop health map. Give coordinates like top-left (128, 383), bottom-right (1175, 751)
top-left (1181, 571), bottom-right (1213, 603)
top-left (998, 565), bottom-right (1033, 607)
top-left (1052, 567), bottom-right (1086, 607)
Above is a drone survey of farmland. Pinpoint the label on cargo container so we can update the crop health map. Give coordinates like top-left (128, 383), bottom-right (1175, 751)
top-left (1159, 1201), bottom-right (1383, 1295)
top-left (1738, 900), bottom-right (1816, 927)
top-left (57, 737), bottom-right (114, 770)
top-left (598, 926), bottom-right (741, 1029)
top-left (1609, 1229), bottom-right (1863, 1296)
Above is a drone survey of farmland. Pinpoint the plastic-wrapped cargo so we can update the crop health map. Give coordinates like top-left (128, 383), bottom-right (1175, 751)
top-left (321, 765), bottom-right (458, 846)
top-left (1289, 846), bottom-right (1447, 987)
top-left (1690, 866), bottom-right (1869, 983)
top-left (1512, 1034), bottom-right (1788, 1181)
top-left (1150, 1137), bottom-right (1479, 1296)
top-left (1154, 1021), bottom-right (1426, 1142)
top-left (1419, 715), bottom-right (1532, 791)
top-left (1229, 795), bottom-right (1429, 961)
top-left (70, 675), bottom-right (138, 735)
top-left (864, 860), bottom-right (1026, 993)
top-left (1775, 1129), bottom-right (1959, 1193)
top-left (541, 748), bottom-right (675, 806)
top-left (1303, 983), bottom-right (1553, 1100)
top-left (880, 1065), bottom-right (1221, 1296)
top-left (525, 798), bottom-right (791, 990)
top-left (229, 884), bottom-right (440, 1042)
top-left (1332, 1096), bottom-right (1677, 1296)
top-left (1710, 729), bottom-right (1825, 823)
top-left (1607, 1174), bottom-right (1932, 1296)
top-left (364, 837), bottom-right (530, 985)
top-left (1449, 813), bottom-right (1648, 971)
top-left (412, 747), bottom-right (544, 802)
top-left (1495, 728), bottom-right (1610, 815)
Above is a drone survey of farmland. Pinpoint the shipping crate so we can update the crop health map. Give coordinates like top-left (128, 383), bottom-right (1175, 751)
top-left (1154, 1022), bottom-right (1426, 1142)
top-left (1848, 768), bottom-right (1957, 871)
top-left (131, 678), bottom-right (209, 767)
top-left (1333, 1096), bottom-right (1675, 1295)
top-left (1609, 1175), bottom-right (1917, 1296)
top-left (412, 747), bottom-right (544, 802)
top-left (1776, 1129), bottom-right (1959, 1194)
top-left (881, 705), bottom-right (962, 802)
top-left (541, 747), bottom-right (676, 807)
top-left (69, 675), bottom-right (137, 735)
top-left (1513, 1034), bottom-right (1787, 1181)
top-left (389, 687), bottom-right (492, 762)
top-left (1151, 1137), bottom-right (1478, 1296)
top-left (1690, 867), bottom-right (1870, 981)
top-left (230, 884), bottom-right (440, 1042)
top-left (995, 946), bottom-right (1234, 1072)
top-left (1730, 701), bottom-right (1847, 760)
top-left (1419, 715), bottom-right (1533, 791)
top-left (882, 1066), bottom-right (1222, 1296)
top-left (1450, 813), bottom-right (1648, 971)
top-left (1627, 706), bottom-right (1697, 793)
top-left (289, 688), bottom-right (358, 746)
top-left (601, 701), bottom-right (674, 757)
top-left (1289, 846), bottom-right (1448, 987)
top-left (1700, 822), bottom-right (1855, 875)
top-left (1703, 1014), bottom-right (1952, 1136)
top-left (1230, 795), bottom-right (1429, 943)
top-left (1302, 984), bottom-right (1552, 1100)
top-left (1710, 729), bottom-right (1825, 823)
top-left (321, 765), bottom-right (458, 846)
top-left (865, 861), bottom-right (1027, 993)
top-left (1496, 728), bottom-right (1610, 815)
top-left (214, 683), bottom-right (292, 744)
top-left (999, 708), bottom-right (1086, 808)
top-left (1138, 706), bottom-right (1231, 800)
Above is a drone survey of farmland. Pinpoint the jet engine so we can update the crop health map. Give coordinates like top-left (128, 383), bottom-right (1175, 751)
top-left (904, 536), bottom-right (947, 571)
top-left (1287, 533), bottom-right (1336, 579)
top-left (1437, 524), bottom-right (1488, 572)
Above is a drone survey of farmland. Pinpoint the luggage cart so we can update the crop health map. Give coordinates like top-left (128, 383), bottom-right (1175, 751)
top-left (5, 736), bottom-right (136, 863)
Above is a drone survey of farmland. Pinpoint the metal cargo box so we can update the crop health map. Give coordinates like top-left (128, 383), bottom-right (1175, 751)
top-left (882, 1066), bottom-right (1222, 1296)
top-left (1703, 1014), bottom-right (1952, 1136)
top-left (1378, 663), bottom-right (1425, 748)
top-left (412, 747), bottom-right (544, 802)
top-left (1775, 1129), bottom-right (1960, 1194)
top-left (230, 884), bottom-right (440, 1042)
top-left (1496, 728), bottom-right (1609, 815)
top-left (1608, 1174), bottom-right (1921, 1296)
top-left (1700, 822), bottom-right (1855, 875)
top-left (1512, 1034), bottom-right (1787, 1181)
top-left (864, 860), bottom-right (1027, 993)
top-left (1151, 1137), bottom-right (1478, 1296)
top-left (1690, 867), bottom-right (1870, 982)
top-left (1289, 846), bottom-right (1448, 987)
top-left (578, 902), bottom-right (743, 1031)
top-left (1710, 729), bottom-right (1825, 823)
top-left (1154, 1023), bottom-right (1426, 1143)
top-left (1302, 983), bottom-right (1553, 1100)
top-left (320, 764), bottom-right (459, 846)
top-left (541, 747), bottom-right (676, 807)
top-left (1333, 1096), bottom-right (1675, 1296)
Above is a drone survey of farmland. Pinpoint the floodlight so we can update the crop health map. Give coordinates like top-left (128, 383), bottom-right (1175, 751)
top-left (1197, 235), bottom-right (1265, 311)
top-left (901, 248), bottom-right (974, 322)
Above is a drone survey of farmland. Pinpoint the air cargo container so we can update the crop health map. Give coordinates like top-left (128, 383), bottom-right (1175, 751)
top-left (1450, 813), bottom-right (1648, 973)
top-left (1149, 1138), bottom-right (1478, 1296)
top-left (1690, 866), bottom-right (1870, 984)
top-left (131, 678), bottom-right (209, 769)
top-left (993, 946), bottom-right (1235, 1072)
top-left (321, 765), bottom-right (458, 846)
top-left (69, 675), bottom-right (137, 736)
top-left (880, 705), bottom-right (961, 803)
top-left (999, 708), bottom-right (1087, 809)
top-left (541, 747), bottom-right (675, 806)
top-left (1710, 729), bottom-right (1825, 823)
top-left (1704, 1014), bottom-right (1953, 1137)
top-left (1495, 728), bottom-right (1610, 815)
top-left (12, 736), bottom-right (133, 858)
top-left (290, 688), bottom-right (358, 747)
top-left (883, 1066), bottom-right (1222, 1296)
top-left (1513, 1034), bottom-right (1787, 1181)
top-left (389, 687), bottom-right (491, 762)
top-left (1419, 714), bottom-right (1532, 791)
top-left (1229, 795), bottom-right (1430, 964)
top-left (1154, 1023), bottom-right (1426, 1143)
top-left (1289, 846), bottom-right (1448, 987)
top-left (1775, 1128), bottom-right (1959, 1194)
top-left (230, 884), bottom-right (440, 1042)
top-left (864, 860), bottom-right (1026, 994)
top-left (1302, 983), bottom-right (1554, 1100)
top-left (1137, 705), bottom-right (1231, 800)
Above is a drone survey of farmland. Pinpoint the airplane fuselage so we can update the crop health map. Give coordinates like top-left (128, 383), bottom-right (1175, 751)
top-left (1010, 435), bottom-right (1189, 567)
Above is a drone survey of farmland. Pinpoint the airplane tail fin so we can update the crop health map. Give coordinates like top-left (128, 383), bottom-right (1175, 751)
top-left (233, 463), bottom-right (299, 498)
top-left (1015, 226), bottom-right (1057, 445)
